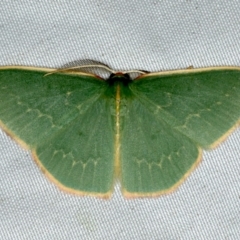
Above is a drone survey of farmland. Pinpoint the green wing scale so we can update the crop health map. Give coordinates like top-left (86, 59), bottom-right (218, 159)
top-left (122, 69), bottom-right (240, 197)
top-left (0, 66), bottom-right (239, 198)
top-left (0, 68), bottom-right (115, 197)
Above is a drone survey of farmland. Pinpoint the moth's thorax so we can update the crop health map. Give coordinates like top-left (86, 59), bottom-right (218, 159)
top-left (105, 73), bottom-right (134, 100)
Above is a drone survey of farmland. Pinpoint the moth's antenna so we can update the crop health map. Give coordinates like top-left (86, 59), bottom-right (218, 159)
top-left (44, 64), bottom-right (117, 76)
top-left (122, 69), bottom-right (149, 74)
top-left (44, 62), bottom-right (148, 78)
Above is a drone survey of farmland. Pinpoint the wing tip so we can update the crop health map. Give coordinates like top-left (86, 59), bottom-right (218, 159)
top-left (209, 119), bottom-right (240, 149)
top-left (0, 120), bottom-right (31, 150)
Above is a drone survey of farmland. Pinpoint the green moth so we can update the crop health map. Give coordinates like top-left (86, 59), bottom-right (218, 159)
top-left (0, 65), bottom-right (239, 198)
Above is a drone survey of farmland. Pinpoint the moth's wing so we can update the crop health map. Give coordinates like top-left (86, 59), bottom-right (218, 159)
top-left (0, 68), bottom-right (115, 197)
top-left (120, 68), bottom-right (240, 197)
top-left (133, 69), bottom-right (240, 148)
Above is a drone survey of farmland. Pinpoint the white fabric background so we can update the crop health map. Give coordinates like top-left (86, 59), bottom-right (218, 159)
top-left (0, 1), bottom-right (240, 239)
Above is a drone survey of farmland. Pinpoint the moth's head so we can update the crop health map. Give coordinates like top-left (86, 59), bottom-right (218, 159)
top-left (106, 72), bottom-right (132, 86)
